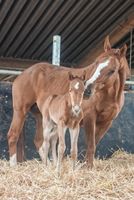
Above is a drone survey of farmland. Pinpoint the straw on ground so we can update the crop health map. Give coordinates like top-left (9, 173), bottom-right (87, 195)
top-left (0, 150), bottom-right (134, 200)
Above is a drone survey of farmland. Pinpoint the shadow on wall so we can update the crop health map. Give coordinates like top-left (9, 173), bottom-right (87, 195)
top-left (0, 82), bottom-right (134, 160)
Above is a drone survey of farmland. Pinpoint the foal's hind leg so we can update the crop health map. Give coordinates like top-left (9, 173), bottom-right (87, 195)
top-left (41, 120), bottom-right (54, 166)
top-left (8, 110), bottom-right (26, 166)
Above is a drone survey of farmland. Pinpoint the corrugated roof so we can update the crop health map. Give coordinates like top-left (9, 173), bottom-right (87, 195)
top-left (0, 0), bottom-right (134, 79)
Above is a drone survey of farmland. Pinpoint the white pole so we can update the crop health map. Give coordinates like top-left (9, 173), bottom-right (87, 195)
top-left (52, 35), bottom-right (61, 66)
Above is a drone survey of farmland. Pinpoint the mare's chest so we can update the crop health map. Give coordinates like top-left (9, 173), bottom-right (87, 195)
top-left (82, 96), bottom-right (120, 122)
top-left (96, 92), bottom-right (124, 122)
top-left (96, 102), bottom-right (120, 122)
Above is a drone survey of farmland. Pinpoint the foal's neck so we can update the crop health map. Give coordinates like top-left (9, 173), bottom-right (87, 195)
top-left (64, 93), bottom-right (72, 108)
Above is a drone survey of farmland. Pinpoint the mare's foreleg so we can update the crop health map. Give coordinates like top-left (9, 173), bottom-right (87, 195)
top-left (17, 130), bottom-right (25, 162)
top-left (95, 121), bottom-right (112, 145)
top-left (69, 125), bottom-right (80, 170)
top-left (32, 112), bottom-right (44, 159)
top-left (8, 110), bottom-right (26, 166)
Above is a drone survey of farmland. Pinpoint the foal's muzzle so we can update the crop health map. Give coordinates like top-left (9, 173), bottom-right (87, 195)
top-left (72, 105), bottom-right (81, 115)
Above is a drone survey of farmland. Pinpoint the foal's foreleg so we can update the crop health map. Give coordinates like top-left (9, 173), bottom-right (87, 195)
top-left (8, 110), bottom-right (26, 166)
top-left (57, 122), bottom-right (66, 175)
top-left (50, 128), bottom-right (58, 166)
top-left (69, 125), bottom-right (80, 170)
top-left (84, 115), bottom-right (96, 168)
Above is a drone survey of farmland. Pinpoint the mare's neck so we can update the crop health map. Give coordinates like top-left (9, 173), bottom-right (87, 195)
top-left (100, 68), bottom-right (126, 102)
top-left (116, 67), bottom-right (126, 102)
top-left (96, 78), bottom-right (119, 102)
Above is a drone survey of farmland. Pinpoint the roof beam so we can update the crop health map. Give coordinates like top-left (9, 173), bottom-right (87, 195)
top-left (0, 57), bottom-right (39, 71)
top-left (80, 12), bottom-right (134, 66)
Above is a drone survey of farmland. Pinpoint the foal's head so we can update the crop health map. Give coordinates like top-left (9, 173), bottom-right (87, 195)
top-left (68, 71), bottom-right (86, 116)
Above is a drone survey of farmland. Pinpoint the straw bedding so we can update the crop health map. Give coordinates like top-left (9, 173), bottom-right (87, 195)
top-left (0, 150), bottom-right (134, 200)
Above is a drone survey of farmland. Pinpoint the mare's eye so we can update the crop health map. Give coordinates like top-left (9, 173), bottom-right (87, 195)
top-left (108, 70), bottom-right (115, 76)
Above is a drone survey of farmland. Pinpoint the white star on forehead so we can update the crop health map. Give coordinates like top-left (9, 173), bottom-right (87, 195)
top-left (74, 82), bottom-right (79, 90)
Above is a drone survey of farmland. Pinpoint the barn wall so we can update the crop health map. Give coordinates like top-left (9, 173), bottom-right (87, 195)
top-left (0, 82), bottom-right (134, 160)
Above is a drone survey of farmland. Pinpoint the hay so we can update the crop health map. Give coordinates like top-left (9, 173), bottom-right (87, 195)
top-left (0, 150), bottom-right (134, 200)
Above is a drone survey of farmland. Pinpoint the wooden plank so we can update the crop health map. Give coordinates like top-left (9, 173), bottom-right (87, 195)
top-left (0, 57), bottom-right (39, 70)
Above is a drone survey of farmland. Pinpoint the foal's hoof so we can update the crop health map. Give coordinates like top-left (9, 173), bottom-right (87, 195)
top-left (86, 162), bottom-right (93, 169)
top-left (56, 169), bottom-right (61, 177)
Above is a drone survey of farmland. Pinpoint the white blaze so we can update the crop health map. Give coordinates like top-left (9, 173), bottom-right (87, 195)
top-left (74, 82), bottom-right (79, 90)
top-left (85, 59), bottom-right (110, 89)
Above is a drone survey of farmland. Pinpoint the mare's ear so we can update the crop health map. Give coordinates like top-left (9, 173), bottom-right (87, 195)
top-left (81, 70), bottom-right (86, 81)
top-left (68, 71), bottom-right (74, 80)
top-left (104, 35), bottom-right (111, 52)
top-left (120, 44), bottom-right (127, 56)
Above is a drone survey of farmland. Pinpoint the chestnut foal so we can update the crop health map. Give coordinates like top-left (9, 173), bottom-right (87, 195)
top-left (39, 72), bottom-right (85, 174)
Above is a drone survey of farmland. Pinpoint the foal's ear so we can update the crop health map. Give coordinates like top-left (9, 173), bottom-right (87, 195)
top-left (120, 44), bottom-right (127, 56)
top-left (68, 71), bottom-right (74, 80)
top-left (104, 35), bottom-right (111, 52)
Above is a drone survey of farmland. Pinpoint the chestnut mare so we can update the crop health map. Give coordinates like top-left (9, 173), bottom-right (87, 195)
top-left (7, 36), bottom-right (130, 167)
top-left (40, 72), bottom-right (86, 174)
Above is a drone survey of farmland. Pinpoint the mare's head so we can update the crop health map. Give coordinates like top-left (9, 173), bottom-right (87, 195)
top-left (85, 36), bottom-right (130, 91)
top-left (68, 71), bottom-right (86, 116)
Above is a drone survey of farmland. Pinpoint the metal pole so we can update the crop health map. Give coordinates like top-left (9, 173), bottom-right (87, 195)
top-left (129, 28), bottom-right (133, 79)
top-left (0, 69), bottom-right (22, 75)
top-left (52, 35), bottom-right (61, 66)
